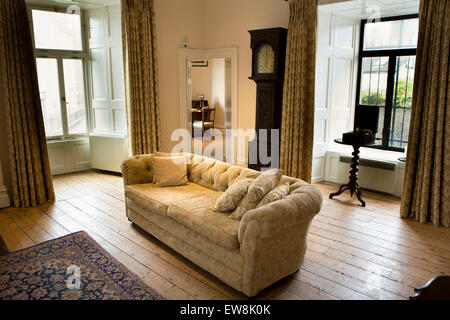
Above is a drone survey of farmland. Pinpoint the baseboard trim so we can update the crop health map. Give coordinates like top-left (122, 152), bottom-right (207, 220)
top-left (311, 177), bottom-right (325, 184)
top-left (237, 156), bottom-right (247, 166)
top-left (50, 163), bottom-right (91, 176)
top-left (0, 186), bottom-right (10, 208)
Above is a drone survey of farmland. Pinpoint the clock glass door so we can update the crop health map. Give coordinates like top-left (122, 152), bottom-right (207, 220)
top-left (256, 44), bottom-right (275, 74)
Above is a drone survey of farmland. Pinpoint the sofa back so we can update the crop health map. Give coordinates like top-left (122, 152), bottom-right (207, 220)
top-left (121, 153), bottom-right (306, 193)
top-left (188, 154), bottom-right (260, 191)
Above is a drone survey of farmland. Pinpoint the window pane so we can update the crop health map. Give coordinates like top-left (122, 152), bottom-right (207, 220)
top-left (32, 10), bottom-right (82, 51)
top-left (389, 56), bottom-right (415, 149)
top-left (63, 59), bottom-right (88, 135)
top-left (392, 56), bottom-right (415, 108)
top-left (375, 107), bottom-right (385, 142)
top-left (359, 57), bottom-right (389, 106)
top-left (36, 58), bottom-right (63, 137)
top-left (363, 18), bottom-right (418, 51)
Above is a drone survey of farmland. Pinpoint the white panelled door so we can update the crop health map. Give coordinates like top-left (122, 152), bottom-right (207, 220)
top-left (87, 6), bottom-right (126, 135)
top-left (313, 11), bottom-right (359, 183)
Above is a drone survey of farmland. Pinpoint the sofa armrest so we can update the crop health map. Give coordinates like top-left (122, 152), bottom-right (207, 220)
top-left (238, 183), bottom-right (322, 243)
top-left (238, 183), bottom-right (322, 297)
top-left (121, 154), bottom-right (154, 186)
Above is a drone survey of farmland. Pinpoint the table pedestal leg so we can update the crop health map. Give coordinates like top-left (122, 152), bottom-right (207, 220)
top-left (329, 145), bottom-right (366, 207)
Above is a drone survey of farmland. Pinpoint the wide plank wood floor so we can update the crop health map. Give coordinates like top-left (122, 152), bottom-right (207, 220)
top-left (1, 170), bottom-right (450, 300)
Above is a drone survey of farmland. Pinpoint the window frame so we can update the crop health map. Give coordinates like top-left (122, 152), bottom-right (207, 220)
top-left (28, 6), bottom-right (91, 141)
top-left (354, 14), bottom-right (418, 152)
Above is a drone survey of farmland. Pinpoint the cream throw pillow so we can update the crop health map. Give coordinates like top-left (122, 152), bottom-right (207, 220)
top-left (152, 156), bottom-right (188, 187)
top-left (213, 178), bottom-right (254, 213)
top-left (229, 169), bottom-right (283, 220)
top-left (256, 182), bottom-right (290, 208)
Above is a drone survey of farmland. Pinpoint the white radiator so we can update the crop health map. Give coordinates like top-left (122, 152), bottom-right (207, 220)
top-left (89, 134), bottom-right (130, 173)
top-left (337, 156), bottom-right (398, 194)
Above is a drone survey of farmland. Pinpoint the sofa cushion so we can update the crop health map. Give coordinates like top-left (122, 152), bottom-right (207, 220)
top-left (168, 194), bottom-right (241, 249)
top-left (125, 182), bottom-right (214, 216)
top-left (213, 177), bottom-right (254, 213)
top-left (152, 156), bottom-right (188, 187)
top-left (230, 169), bottom-right (283, 220)
top-left (257, 182), bottom-right (290, 208)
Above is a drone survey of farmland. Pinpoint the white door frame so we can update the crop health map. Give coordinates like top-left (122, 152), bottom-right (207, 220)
top-left (178, 47), bottom-right (239, 164)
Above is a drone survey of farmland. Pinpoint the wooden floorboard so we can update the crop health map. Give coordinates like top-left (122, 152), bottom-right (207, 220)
top-left (1, 170), bottom-right (449, 300)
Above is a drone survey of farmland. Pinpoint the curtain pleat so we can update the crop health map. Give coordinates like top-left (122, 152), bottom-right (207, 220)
top-left (280, 0), bottom-right (318, 183)
top-left (0, 0), bottom-right (55, 208)
top-left (121, 0), bottom-right (161, 155)
top-left (400, 0), bottom-right (450, 227)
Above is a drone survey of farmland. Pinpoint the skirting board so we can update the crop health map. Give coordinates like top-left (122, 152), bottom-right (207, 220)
top-left (0, 186), bottom-right (10, 208)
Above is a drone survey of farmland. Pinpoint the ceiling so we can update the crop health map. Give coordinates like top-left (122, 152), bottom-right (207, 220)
top-left (319, 0), bottom-right (419, 19)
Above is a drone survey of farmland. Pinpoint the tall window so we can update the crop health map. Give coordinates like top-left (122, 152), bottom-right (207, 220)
top-left (31, 9), bottom-right (88, 139)
top-left (355, 15), bottom-right (418, 151)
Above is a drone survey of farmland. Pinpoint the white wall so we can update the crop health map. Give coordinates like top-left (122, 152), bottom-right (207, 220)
top-left (191, 63), bottom-right (212, 101)
top-left (211, 58), bottom-right (226, 129)
top-left (154, 0), bottom-right (206, 152)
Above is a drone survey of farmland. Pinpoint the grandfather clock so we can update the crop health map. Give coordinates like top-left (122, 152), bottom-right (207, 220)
top-left (248, 28), bottom-right (288, 171)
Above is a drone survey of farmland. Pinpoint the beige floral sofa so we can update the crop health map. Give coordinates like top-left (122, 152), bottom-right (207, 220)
top-left (121, 154), bottom-right (323, 297)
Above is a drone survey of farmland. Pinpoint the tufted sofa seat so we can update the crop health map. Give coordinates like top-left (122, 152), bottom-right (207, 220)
top-left (122, 153), bottom-right (322, 297)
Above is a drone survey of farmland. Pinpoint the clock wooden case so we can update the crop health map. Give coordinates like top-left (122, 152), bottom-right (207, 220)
top-left (248, 27), bottom-right (288, 171)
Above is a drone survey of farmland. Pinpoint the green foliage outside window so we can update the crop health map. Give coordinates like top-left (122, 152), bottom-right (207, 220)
top-left (392, 79), bottom-right (414, 107)
top-left (360, 91), bottom-right (386, 106)
top-left (360, 80), bottom-right (413, 107)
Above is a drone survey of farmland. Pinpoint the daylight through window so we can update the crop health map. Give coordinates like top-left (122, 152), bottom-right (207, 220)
top-left (355, 15), bottom-right (418, 151)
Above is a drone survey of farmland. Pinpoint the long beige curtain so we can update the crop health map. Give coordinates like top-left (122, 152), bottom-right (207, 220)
top-left (0, 0), bottom-right (55, 207)
top-left (400, 0), bottom-right (450, 227)
top-left (121, 0), bottom-right (162, 155)
top-left (280, 0), bottom-right (318, 183)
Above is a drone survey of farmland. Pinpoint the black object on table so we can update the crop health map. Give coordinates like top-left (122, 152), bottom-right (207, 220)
top-left (329, 138), bottom-right (376, 207)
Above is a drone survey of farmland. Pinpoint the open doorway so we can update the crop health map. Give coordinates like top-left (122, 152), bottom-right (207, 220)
top-left (179, 48), bottom-right (238, 164)
top-left (190, 58), bottom-right (230, 149)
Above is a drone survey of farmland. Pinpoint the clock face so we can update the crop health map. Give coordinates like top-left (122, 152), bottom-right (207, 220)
top-left (256, 44), bottom-right (275, 74)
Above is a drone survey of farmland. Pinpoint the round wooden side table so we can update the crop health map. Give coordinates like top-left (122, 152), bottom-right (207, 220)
top-left (329, 138), bottom-right (376, 207)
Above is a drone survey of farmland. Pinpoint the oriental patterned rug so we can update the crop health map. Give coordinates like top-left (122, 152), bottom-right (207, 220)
top-left (0, 231), bottom-right (165, 300)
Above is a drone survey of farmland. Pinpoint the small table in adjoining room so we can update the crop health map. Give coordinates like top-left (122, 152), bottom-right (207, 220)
top-left (329, 138), bottom-right (376, 207)
top-left (191, 107), bottom-right (215, 137)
